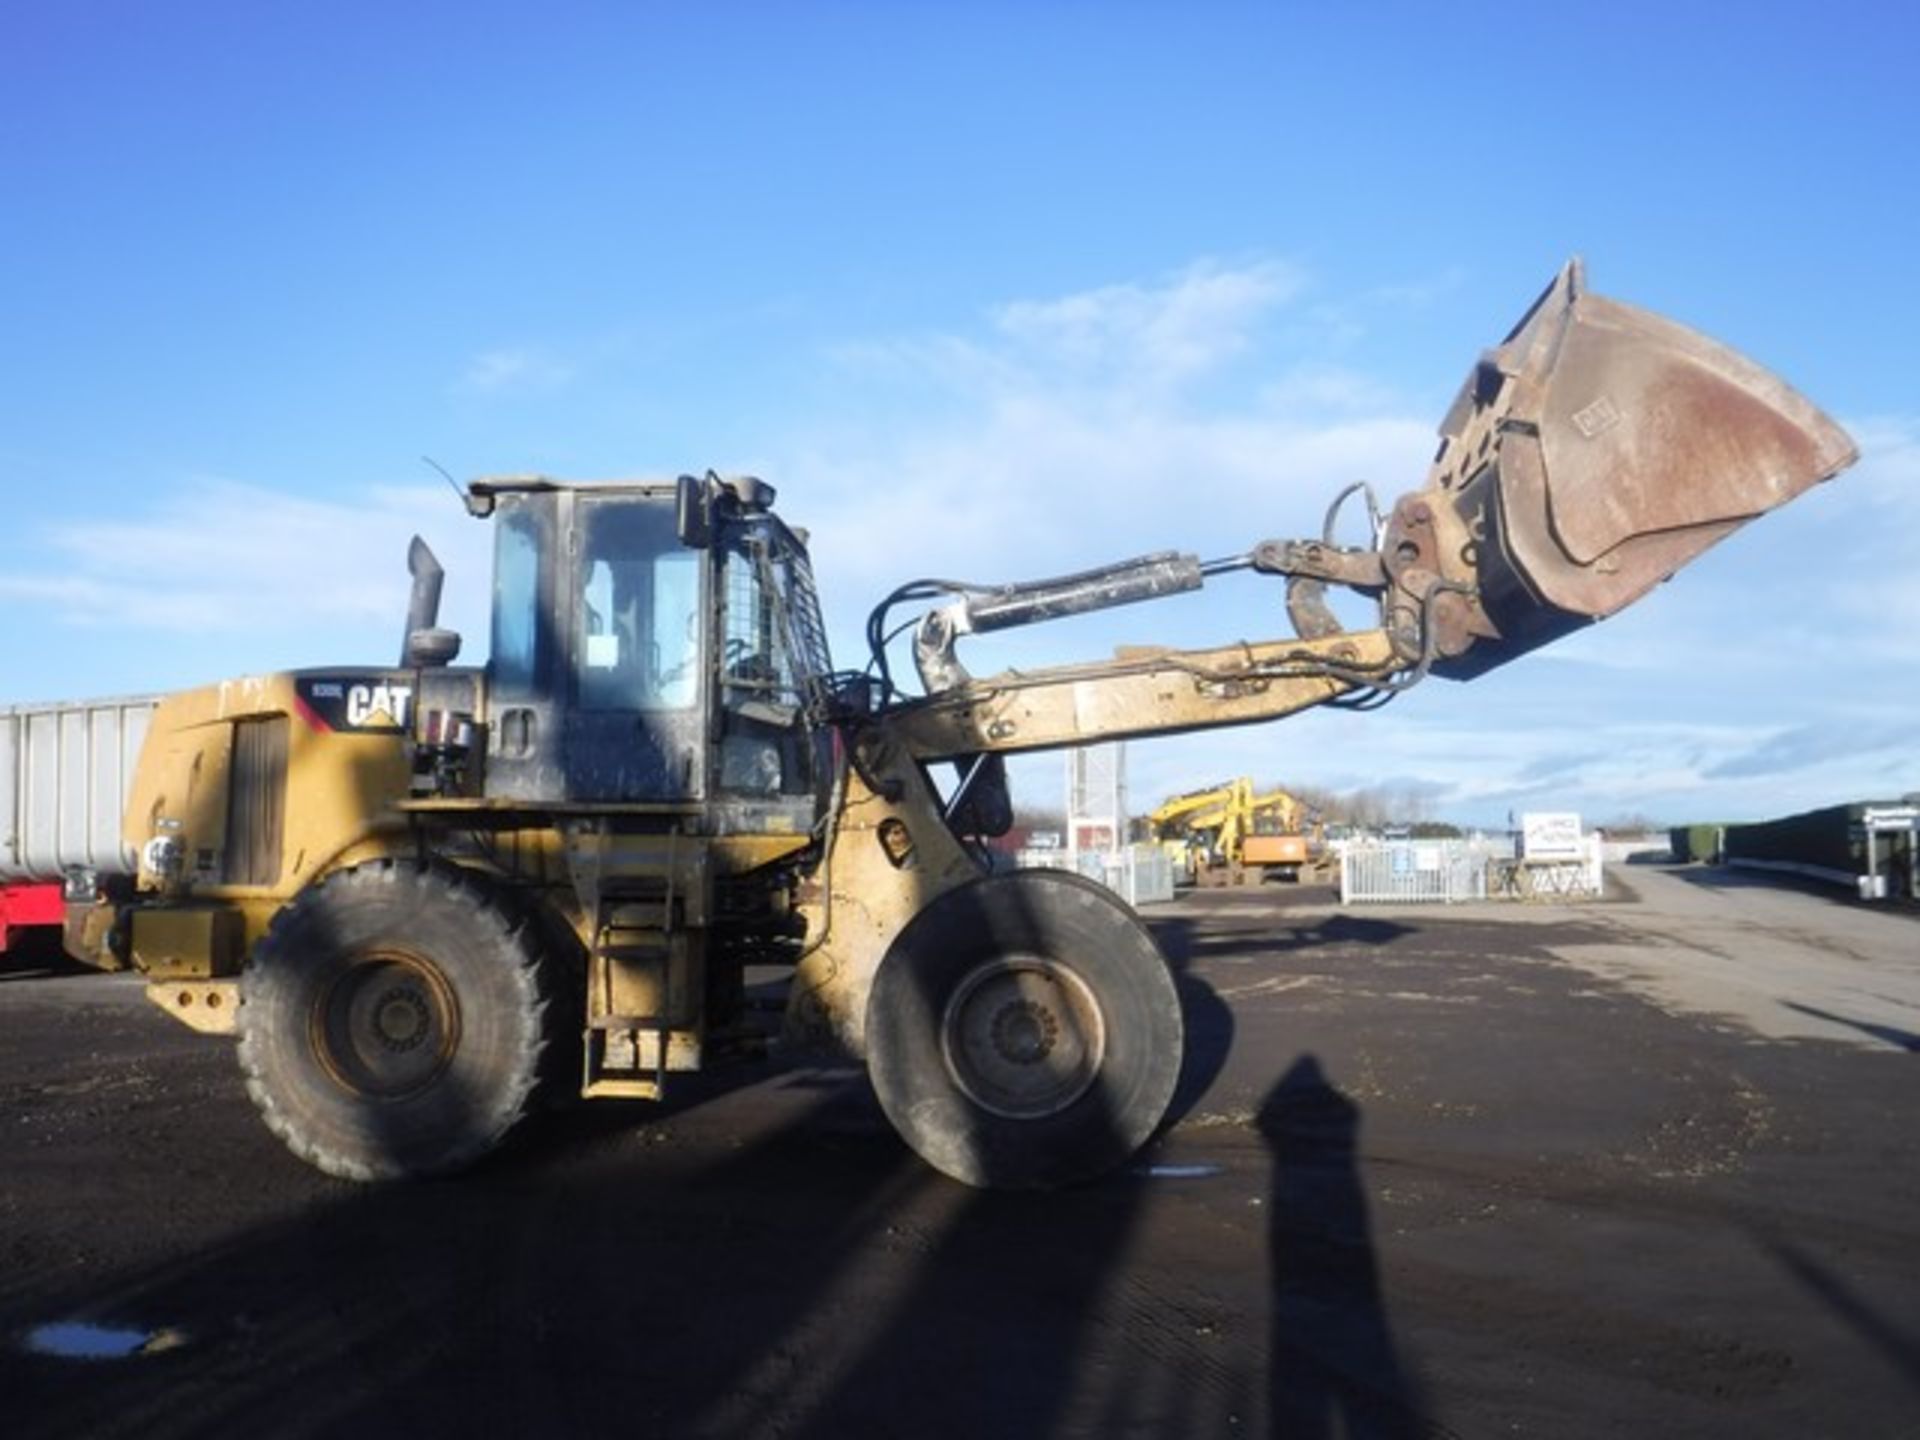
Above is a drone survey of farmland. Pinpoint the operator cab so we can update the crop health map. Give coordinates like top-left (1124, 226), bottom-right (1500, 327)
top-left (466, 475), bottom-right (833, 831)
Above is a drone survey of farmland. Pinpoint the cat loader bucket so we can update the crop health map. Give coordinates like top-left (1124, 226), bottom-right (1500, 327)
top-left (1393, 260), bottom-right (1857, 678)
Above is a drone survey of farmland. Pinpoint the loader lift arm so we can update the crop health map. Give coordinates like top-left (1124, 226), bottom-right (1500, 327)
top-left (817, 260), bottom-right (1853, 1189)
top-left (863, 259), bottom-right (1856, 767)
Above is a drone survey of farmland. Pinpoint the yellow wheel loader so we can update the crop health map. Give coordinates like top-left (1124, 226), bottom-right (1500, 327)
top-left (94, 262), bottom-right (1854, 1187)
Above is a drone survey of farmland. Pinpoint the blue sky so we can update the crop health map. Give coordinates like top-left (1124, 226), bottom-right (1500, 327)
top-left (4, 3), bottom-right (1915, 827)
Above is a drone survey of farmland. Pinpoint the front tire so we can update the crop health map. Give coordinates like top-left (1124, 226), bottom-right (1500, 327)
top-left (237, 861), bottom-right (552, 1181)
top-left (865, 869), bottom-right (1183, 1189)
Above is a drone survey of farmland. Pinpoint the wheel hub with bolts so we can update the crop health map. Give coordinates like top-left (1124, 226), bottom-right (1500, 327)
top-left (372, 987), bottom-right (431, 1052)
top-left (315, 953), bottom-right (460, 1100)
top-left (865, 869), bottom-right (1185, 1188)
top-left (991, 999), bottom-right (1059, 1066)
top-left (941, 957), bottom-right (1106, 1120)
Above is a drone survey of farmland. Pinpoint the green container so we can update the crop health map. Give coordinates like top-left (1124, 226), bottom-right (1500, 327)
top-left (1669, 823), bottom-right (1726, 864)
top-left (1723, 800), bottom-right (1916, 894)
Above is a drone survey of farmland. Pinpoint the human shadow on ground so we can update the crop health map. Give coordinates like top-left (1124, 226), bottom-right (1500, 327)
top-left (1754, 1229), bottom-right (1920, 1395)
top-left (1259, 1055), bottom-right (1431, 1439)
top-left (1780, 1000), bottom-right (1920, 1053)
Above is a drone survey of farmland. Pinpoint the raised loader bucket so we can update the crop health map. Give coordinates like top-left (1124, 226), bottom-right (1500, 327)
top-left (1403, 260), bottom-right (1856, 677)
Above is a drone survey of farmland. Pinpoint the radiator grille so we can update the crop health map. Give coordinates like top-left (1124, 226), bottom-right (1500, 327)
top-left (224, 716), bottom-right (288, 885)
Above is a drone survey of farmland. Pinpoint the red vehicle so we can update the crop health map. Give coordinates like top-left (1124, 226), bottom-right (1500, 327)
top-left (0, 881), bottom-right (63, 956)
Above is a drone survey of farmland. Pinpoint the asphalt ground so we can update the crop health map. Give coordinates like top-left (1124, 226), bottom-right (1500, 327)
top-left (1, 865), bottom-right (1915, 1439)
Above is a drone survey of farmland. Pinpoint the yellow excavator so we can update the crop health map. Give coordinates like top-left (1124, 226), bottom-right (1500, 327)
top-left (1147, 780), bottom-right (1250, 882)
top-left (73, 261), bottom-right (1853, 1189)
top-left (1149, 779), bottom-right (1317, 885)
top-left (1198, 783), bottom-right (1321, 885)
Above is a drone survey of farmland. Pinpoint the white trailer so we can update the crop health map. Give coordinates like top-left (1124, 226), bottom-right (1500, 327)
top-left (2, 695), bottom-right (159, 885)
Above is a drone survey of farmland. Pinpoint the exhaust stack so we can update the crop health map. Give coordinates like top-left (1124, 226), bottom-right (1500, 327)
top-left (400, 536), bottom-right (461, 669)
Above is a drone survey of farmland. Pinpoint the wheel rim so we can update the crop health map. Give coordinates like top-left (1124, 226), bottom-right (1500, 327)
top-left (313, 952), bottom-right (460, 1099)
top-left (939, 957), bottom-right (1106, 1120)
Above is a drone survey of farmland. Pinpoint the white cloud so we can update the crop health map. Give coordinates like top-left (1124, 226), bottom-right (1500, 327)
top-left (779, 258), bottom-right (1432, 620)
top-left (456, 347), bottom-right (574, 394)
top-left (1837, 415), bottom-right (1920, 505)
top-left (1809, 417), bottom-right (1920, 660)
top-left (766, 262), bottom-right (1913, 828)
top-left (0, 478), bottom-right (494, 682)
top-left (1097, 696), bottom-right (1920, 830)
top-left (988, 259), bottom-right (1307, 390)
top-left (1254, 363), bottom-right (1403, 417)
top-left (1357, 267), bottom-right (1467, 310)
top-left (6, 260), bottom-right (1901, 830)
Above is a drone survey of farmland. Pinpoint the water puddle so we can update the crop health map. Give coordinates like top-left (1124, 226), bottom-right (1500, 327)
top-left (1138, 1163), bottom-right (1226, 1180)
top-left (20, 1322), bottom-right (188, 1359)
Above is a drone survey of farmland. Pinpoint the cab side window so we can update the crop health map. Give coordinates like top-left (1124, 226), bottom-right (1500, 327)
top-left (717, 530), bottom-right (816, 796)
top-left (576, 502), bottom-right (700, 712)
top-left (489, 510), bottom-right (542, 692)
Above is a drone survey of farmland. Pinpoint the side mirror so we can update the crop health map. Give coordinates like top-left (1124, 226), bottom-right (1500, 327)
top-left (676, 474), bottom-right (713, 549)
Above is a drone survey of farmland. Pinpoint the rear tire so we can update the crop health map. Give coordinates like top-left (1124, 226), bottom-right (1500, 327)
top-left (866, 869), bottom-right (1183, 1189)
top-left (237, 861), bottom-right (551, 1181)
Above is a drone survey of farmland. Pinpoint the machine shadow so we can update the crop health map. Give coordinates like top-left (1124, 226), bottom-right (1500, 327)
top-left (0, 925), bottom-right (91, 980)
top-left (1, 1066), bottom-right (932, 1440)
top-left (2, 885), bottom-right (1248, 1440)
top-left (777, 878), bottom-right (1243, 1439)
top-left (1140, 911), bottom-right (1235, 1127)
top-left (1259, 1056), bottom-right (1431, 1439)
top-left (1152, 909), bottom-right (1420, 966)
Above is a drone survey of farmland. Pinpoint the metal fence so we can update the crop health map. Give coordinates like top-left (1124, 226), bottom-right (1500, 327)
top-left (1338, 837), bottom-right (1609, 904)
top-left (1339, 840), bottom-right (1488, 904)
top-left (1486, 847), bottom-right (1606, 900)
top-left (1015, 844), bottom-right (1176, 907)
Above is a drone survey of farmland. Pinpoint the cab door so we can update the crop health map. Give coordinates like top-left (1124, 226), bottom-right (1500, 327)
top-left (563, 494), bottom-right (708, 802)
top-left (482, 491), bottom-right (564, 803)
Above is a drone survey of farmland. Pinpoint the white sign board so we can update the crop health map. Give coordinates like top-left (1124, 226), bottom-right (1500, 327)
top-left (1521, 812), bottom-right (1585, 862)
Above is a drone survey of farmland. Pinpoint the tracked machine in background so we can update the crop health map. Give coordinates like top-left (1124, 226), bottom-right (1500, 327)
top-left (1147, 780), bottom-right (1252, 883)
top-left (75, 262), bottom-right (1854, 1187)
top-left (1147, 778), bottom-right (1322, 885)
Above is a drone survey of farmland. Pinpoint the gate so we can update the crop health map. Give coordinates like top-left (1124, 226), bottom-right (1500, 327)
top-left (1339, 841), bottom-right (1487, 904)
